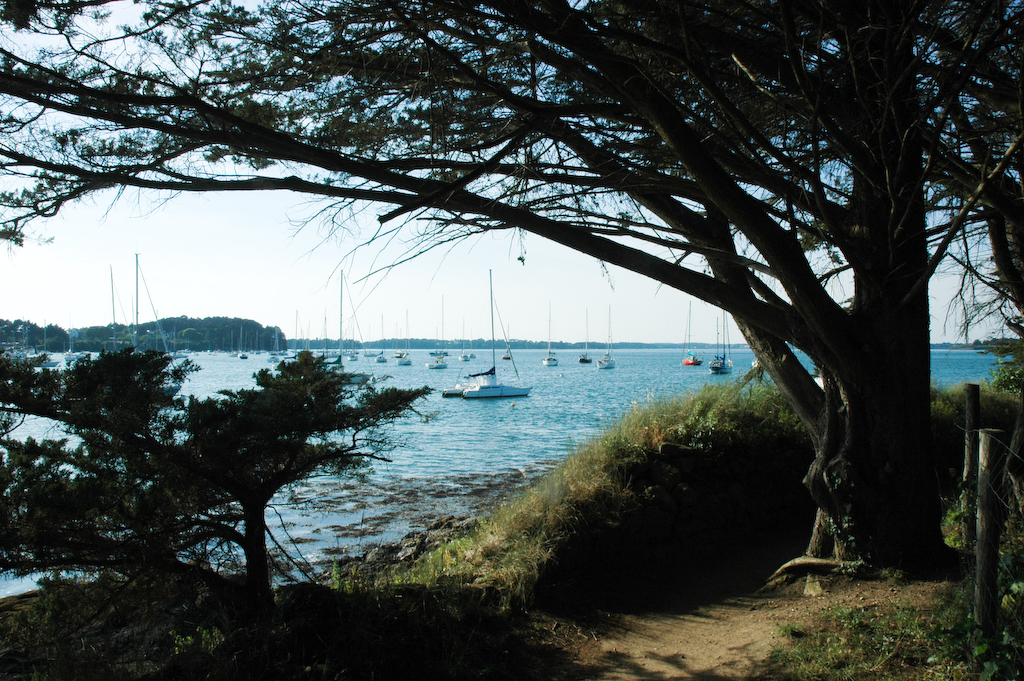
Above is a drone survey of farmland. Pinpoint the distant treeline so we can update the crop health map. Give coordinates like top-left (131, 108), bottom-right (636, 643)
top-left (5, 317), bottom-right (990, 354)
top-left (0, 317), bottom-right (287, 353)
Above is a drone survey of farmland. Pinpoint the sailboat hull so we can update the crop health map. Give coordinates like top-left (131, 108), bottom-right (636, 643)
top-left (462, 384), bottom-right (531, 398)
top-left (708, 357), bottom-right (733, 374)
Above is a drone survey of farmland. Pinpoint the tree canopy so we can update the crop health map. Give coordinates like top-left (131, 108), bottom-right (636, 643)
top-left (2, 0), bottom-right (1022, 568)
top-left (0, 349), bottom-right (430, 608)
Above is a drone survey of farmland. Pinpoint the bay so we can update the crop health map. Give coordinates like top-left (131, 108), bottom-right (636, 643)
top-left (0, 346), bottom-right (999, 594)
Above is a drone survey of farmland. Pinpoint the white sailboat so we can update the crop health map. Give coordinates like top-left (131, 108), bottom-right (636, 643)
top-left (708, 311), bottom-right (734, 374)
top-left (459, 271), bottom-right (531, 399)
top-left (579, 309), bottom-right (593, 363)
top-left (344, 319), bottom-right (360, 361)
top-left (37, 323), bottom-right (61, 367)
top-left (427, 298), bottom-right (449, 368)
top-left (597, 306), bottom-right (616, 369)
top-left (65, 328), bottom-right (87, 363)
top-left (542, 304), bottom-right (558, 366)
top-left (395, 313), bottom-right (412, 365)
top-left (458, 321), bottom-right (476, 361)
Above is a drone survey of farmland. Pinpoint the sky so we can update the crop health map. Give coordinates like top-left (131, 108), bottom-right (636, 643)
top-left (0, 187), bottom-right (996, 346)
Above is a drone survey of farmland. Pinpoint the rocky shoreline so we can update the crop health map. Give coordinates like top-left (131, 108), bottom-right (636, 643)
top-left (275, 464), bottom-right (550, 581)
top-left (333, 515), bottom-right (481, 578)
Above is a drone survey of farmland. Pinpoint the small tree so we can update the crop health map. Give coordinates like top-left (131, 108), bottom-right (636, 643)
top-left (0, 349), bottom-right (429, 609)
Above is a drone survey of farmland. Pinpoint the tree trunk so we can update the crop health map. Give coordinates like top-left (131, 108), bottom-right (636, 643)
top-left (242, 501), bottom-right (275, 610)
top-left (797, 286), bottom-right (950, 569)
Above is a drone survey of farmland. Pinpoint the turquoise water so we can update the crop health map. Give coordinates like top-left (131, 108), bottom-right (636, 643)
top-left (0, 347), bottom-right (999, 594)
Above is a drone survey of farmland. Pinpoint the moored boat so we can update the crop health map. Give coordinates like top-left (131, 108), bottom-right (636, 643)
top-left (708, 312), bottom-right (733, 374)
top-left (454, 271), bottom-right (531, 399)
top-left (542, 304), bottom-right (558, 366)
top-left (597, 306), bottom-right (615, 369)
top-left (682, 301), bottom-right (704, 366)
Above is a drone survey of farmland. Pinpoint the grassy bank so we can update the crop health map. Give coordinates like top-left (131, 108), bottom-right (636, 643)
top-left (0, 380), bottom-right (1020, 679)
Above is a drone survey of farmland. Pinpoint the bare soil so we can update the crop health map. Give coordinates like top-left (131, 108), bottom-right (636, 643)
top-left (511, 527), bottom-right (955, 680)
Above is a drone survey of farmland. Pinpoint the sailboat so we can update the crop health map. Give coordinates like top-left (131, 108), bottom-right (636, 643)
top-left (460, 271), bottom-right (531, 399)
top-left (579, 309), bottom-right (593, 363)
top-left (542, 304), bottom-right (558, 366)
top-left (344, 319), bottom-right (360, 361)
top-left (682, 302), bottom-right (704, 366)
top-left (708, 311), bottom-right (734, 374)
top-left (458, 321), bottom-right (474, 361)
top-left (426, 298), bottom-right (449, 369)
top-left (36, 323), bottom-right (61, 367)
top-left (65, 328), bottom-right (87, 363)
top-left (375, 316), bottom-right (388, 363)
top-left (395, 313), bottom-right (412, 365)
top-left (331, 271), bottom-right (371, 383)
top-left (238, 325), bottom-right (248, 359)
top-left (134, 255), bottom-right (183, 394)
top-left (597, 306), bottom-right (616, 369)
top-left (502, 325), bottom-right (512, 360)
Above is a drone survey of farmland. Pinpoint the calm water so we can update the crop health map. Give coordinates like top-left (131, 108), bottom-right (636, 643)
top-left (0, 347), bottom-right (999, 594)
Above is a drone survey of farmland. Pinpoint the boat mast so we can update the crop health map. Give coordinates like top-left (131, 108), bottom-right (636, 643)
top-left (110, 265), bottom-right (116, 351)
top-left (489, 269), bottom-right (496, 369)
top-left (134, 253), bottom-right (139, 348)
top-left (342, 270), bottom-right (346, 356)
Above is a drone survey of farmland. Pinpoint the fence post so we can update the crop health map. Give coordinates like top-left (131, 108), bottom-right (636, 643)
top-left (975, 429), bottom-right (1006, 646)
top-left (962, 383), bottom-right (980, 546)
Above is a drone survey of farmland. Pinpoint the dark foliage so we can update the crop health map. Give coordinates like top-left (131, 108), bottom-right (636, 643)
top-left (0, 349), bottom-right (429, 609)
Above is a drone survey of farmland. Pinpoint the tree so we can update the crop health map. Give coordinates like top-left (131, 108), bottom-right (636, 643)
top-left (1, 0), bottom-right (1019, 568)
top-left (0, 349), bottom-right (429, 608)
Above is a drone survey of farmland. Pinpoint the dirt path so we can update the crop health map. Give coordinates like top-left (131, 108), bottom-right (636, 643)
top-left (525, 529), bottom-right (950, 680)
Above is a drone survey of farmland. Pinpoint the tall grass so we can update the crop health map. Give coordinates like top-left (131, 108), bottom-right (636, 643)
top-left (392, 380), bottom-right (811, 610)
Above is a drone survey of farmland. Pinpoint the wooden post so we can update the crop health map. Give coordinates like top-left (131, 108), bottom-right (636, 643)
top-left (975, 429), bottom-right (1006, 646)
top-left (962, 383), bottom-right (980, 546)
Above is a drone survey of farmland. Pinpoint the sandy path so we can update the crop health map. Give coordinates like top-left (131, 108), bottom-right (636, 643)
top-left (533, 528), bottom-right (837, 680)
top-left (584, 588), bottom-right (821, 679)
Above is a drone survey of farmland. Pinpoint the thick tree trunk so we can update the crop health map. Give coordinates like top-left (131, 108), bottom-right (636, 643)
top-left (803, 364), bottom-right (945, 568)
top-left (242, 501), bottom-right (275, 610)
top-left (743, 309), bottom-right (947, 570)
top-left (798, 262), bottom-right (950, 569)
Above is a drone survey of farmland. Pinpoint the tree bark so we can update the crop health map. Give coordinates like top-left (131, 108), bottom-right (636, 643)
top-left (242, 500), bottom-right (275, 610)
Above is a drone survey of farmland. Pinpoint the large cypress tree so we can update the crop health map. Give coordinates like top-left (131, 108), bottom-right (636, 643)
top-left (2, 0), bottom-right (1021, 568)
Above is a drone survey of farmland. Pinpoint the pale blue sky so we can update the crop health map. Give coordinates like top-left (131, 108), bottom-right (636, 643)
top-left (1, 188), bottom-right (991, 345)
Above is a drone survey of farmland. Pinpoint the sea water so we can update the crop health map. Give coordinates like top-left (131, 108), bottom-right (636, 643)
top-left (0, 347), bottom-right (999, 594)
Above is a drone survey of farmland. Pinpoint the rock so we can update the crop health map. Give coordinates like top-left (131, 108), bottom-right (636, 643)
top-left (651, 461), bottom-right (682, 490)
top-left (341, 515), bottom-right (480, 576)
top-left (672, 482), bottom-right (698, 507)
top-left (647, 484), bottom-right (678, 512)
top-left (658, 442), bottom-right (698, 459)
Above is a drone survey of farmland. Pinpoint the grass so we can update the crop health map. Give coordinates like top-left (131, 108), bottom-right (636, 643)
top-left (762, 580), bottom-right (971, 680)
top-left (2, 380), bottom-right (1021, 679)
top-left (390, 379), bottom-right (812, 610)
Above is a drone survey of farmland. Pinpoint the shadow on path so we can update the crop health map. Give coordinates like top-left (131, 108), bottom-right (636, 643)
top-left (513, 524), bottom-right (814, 680)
